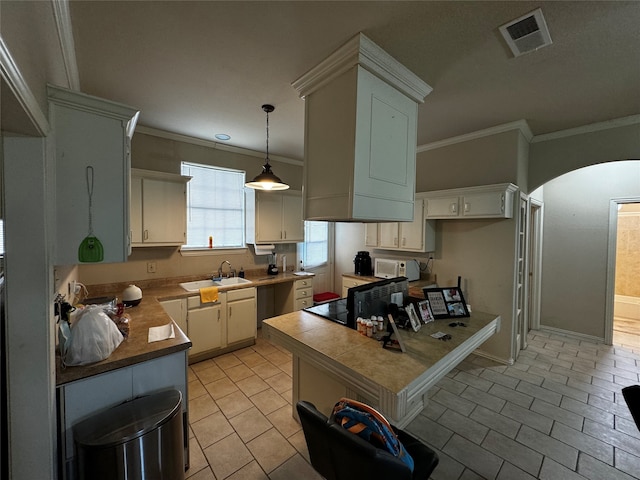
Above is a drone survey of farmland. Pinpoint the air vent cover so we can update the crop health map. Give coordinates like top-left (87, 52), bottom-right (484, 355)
top-left (499, 8), bottom-right (552, 57)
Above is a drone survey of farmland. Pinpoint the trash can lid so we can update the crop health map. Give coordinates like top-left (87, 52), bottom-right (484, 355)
top-left (74, 389), bottom-right (182, 448)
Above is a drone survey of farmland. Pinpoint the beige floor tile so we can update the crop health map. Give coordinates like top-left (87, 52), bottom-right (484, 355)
top-left (236, 374), bottom-right (270, 397)
top-left (240, 351), bottom-right (268, 368)
top-left (196, 364), bottom-right (227, 384)
top-left (252, 341), bottom-right (279, 357)
top-left (191, 358), bottom-right (217, 372)
top-left (191, 410), bottom-right (235, 448)
top-left (189, 394), bottom-right (220, 423)
top-left (205, 376), bottom-right (239, 400)
top-left (229, 406), bottom-right (274, 443)
top-left (204, 432), bottom-right (253, 480)
top-left (251, 361), bottom-right (282, 380)
top-left (268, 453), bottom-right (323, 480)
top-left (278, 361), bottom-right (293, 377)
top-left (266, 404), bottom-right (301, 438)
top-left (226, 363), bottom-right (256, 382)
top-left (187, 466), bottom-right (216, 480)
top-left (189, 379), bottom-right (208, 400)
top-left (226, 460), bottom-right (268, 480)
top-left (265, 372), bottom-right (293, 394)
top-left (265, 350), bottom-right (291, 366)
top-left (217, 389), bottom-right (254, 419)
top-left (281, 388), bottom-right (292, 405)
top-left (288, 429), bottom-right (310, 462)
top-left (233, 346), bottom-right (258, 358)
top-left (188, 368), bottom-right (198, 382)
top-left (250, 388), bottom-right (288, 416)
top-left (185, 436), bottom-right (209, 479)
top-left (247, 428), bottom-right (297, 474)
top-left (215, 352), bottom-right (243, 370)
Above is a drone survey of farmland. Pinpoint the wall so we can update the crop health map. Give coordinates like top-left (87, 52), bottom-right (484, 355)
top-left (77, 131), bottom-right (303, 287)
top-left (540, 161), bottom-right (640, 339)
top-left (616, 203), bottom-right (640, 297)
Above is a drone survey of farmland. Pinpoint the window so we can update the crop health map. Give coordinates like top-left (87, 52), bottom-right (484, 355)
top-left (181, 162), bottom-right (246, 248)
top-left (299, 221), bottom-right (329, 268)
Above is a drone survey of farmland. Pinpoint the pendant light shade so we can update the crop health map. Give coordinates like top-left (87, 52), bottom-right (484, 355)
top-left (245, 104), bottom-right (289, 191)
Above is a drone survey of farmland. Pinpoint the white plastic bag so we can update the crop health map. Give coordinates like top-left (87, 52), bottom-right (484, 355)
top-left (63, 305), bottom-right (123, 366)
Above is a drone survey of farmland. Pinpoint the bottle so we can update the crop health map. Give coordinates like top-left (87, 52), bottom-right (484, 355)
top-left (239, 267), bottom-right (245, 278)
top-left (299, 260), bottom-right (304, 272)
top-left (366, 321), bottom-right (373, 337)
top-left (208, 236), bottom-right (213, 248)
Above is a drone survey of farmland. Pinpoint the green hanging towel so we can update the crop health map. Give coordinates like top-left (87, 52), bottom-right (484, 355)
top-left (78, 166), bottom-right (104, 262)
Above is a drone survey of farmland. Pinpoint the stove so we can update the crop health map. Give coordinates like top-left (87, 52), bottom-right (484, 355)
top-left (303, 298), bottom-right (350, 327)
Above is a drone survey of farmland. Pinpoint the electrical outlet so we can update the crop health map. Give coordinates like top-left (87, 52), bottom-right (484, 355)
top-left (147, 262), bottom-right (157, 273)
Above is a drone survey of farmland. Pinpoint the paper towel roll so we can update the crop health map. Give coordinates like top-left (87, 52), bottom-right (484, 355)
top-left (253, 244), bottom-right (275, 255)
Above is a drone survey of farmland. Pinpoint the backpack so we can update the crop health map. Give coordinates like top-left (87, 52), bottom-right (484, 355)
top-left (331, 397), bottom-right (414, 472)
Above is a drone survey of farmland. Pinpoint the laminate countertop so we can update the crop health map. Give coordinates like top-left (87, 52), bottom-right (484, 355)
top-left (55, 271), bottom-right (314, 386)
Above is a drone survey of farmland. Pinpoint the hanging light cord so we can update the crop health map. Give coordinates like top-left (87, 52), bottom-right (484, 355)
top-left (86, 166), bottom-right (95, 236)
top-left (265, 108), bottom-right (271, 166)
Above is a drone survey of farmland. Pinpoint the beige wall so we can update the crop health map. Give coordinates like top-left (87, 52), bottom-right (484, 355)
top-left (615, 203), bottom-right (640, 298)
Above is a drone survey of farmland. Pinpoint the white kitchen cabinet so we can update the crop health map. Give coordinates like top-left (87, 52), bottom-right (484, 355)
top-left (160, 298), bottom-right (187, 335)
top-left (364, 223), bottom-right (379, 247)
top-left (49, 85), bottom-right (139, 264)
top-left (293, 33), bottom-right (431, 222)
top-left (424, 183), bottom-right (518, 219)
top-left (227, 287), bottom-right (257, 344)
top-left (341, 275), bottom-right (374, 298)
top-left (364, 198), bottom-right (435, 253)
top-left (246, 189), bottom-right (304, 244)
top-left (131, 169), bottom-right (191, 247)
top-left (188, 302), bottom-right (224, 355)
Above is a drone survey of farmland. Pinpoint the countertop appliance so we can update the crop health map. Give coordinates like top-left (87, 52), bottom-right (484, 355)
top-left (267, 253), bottom-right (279, 275)
top-left (353, 251), bottom-right (372, 276)
top-left (374, 258), bottom-right (420, 281)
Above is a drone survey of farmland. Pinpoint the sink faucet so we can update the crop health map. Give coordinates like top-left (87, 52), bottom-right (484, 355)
top-left (217, 260), bottom-right (235, 278)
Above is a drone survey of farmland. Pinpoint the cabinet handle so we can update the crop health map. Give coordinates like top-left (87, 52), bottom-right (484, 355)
top-left (229, 307), bottom-right (232, 317)
top-left (464, 202), bottom-right (470, 213)
top-left (284, 231), bottom-right (287, 239)
top-left (500, 194), bottom-right (505, 213)
top-left (451, 203), bottom-right (457, 214)
top-left (402, 237), bottom-right (406, 246)
top-left (143, 229), bottom-right (149, 240)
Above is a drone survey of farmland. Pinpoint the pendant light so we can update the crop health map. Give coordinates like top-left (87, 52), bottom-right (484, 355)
top-left (245, 104), bottom-right (289, 191)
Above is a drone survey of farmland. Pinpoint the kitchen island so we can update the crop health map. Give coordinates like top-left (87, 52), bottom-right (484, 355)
top-left (263, 309), bottom-right (500, 428)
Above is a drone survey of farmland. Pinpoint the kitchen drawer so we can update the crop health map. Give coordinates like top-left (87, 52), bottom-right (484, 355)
top-left (227, 287), bottom-right (257, 302)
top-left (295, 287), bottom-right (312, 300)
top-left (295, 297), bottom-right (312, 311)
top-left (188, 295), bottom-right (222, 309)
top-left (295, 278), bottom-right (313, 290)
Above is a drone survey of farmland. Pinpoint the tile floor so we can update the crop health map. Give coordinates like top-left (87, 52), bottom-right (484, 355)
top-left (185, 328), bottom-right (640, 479)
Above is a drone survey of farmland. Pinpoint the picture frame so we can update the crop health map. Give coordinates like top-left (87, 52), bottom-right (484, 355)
top-left (406, 303), bottom-right (422, 332)
top-left (417, 299), bottom-right (434, 324)
top-left (422, 287), bottom-right (470, 319)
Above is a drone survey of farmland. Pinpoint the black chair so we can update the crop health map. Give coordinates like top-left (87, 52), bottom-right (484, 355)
top-left (297, 400), bottom-right (439, 480)
top-left (622, 385), bottom-right (640, 432)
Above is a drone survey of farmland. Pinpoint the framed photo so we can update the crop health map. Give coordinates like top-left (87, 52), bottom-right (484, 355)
top-left (417, 299), bottom-right (434, 324)
top-left (406, 303), bottom-right (422, 332)
top-left (422, 287), bottom-right (470, 319)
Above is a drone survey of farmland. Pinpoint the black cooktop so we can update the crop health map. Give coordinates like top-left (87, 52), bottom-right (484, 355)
top-left (303, 298), bottom-right (349, 327)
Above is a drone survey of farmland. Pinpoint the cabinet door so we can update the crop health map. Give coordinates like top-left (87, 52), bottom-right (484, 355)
top-left (143, 178), bottom-right (186, 244)
top-left (425, 196), bottom-right (460, 219)
top-left (364, 223), bottom-right (379, 247)
top-left (399, 199), bottom-right (424, 251)
top-left (227, 297), bottom-right (257, 344)
top-left (256, 193), bottom-right (283, 242)
top-left (161, 298), bottom-right (187, 335)
top-left (282, 193), bottom-right (304, 241)
top-left (379, 223), bottom-right (399, 248)
top-left (130, 176), bottom-right (143, 244)
top-left (188, 305), bottom-right (223, 355)
top-left (461, 191), bottom-right (507, 218)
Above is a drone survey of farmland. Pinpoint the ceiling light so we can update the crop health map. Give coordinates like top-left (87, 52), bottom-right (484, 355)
top-left (245, 104), bottom-right (289, 191)
top-left (215, 133), bottom-right (231, 141)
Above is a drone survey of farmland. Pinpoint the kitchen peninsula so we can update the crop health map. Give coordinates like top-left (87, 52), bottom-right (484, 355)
top-left (263, 308), bottom-right (500, 428)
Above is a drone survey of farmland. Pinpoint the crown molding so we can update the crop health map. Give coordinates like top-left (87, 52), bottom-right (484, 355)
top-left (292, 32), bottom-right (432, 103)
top-left (530, 114), bottom-right (640, 143)
top-left (52, 0), bottom-right (80, 91)
top-left (0, 36), bottom-right (50, 136)
top-left (418, 120), bottom-right (533, 152)
top-left (135, 125), bottom-right (303, 166)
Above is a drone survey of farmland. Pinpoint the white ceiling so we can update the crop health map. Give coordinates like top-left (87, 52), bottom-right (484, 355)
top-left (63, 1), bottom-right (640, 160)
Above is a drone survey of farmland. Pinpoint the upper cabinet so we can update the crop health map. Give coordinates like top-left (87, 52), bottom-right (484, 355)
top-left (293, 33), bottom-right (432, 222)
top-left (49, 85), bottom-right (139, 265)
top-left (365, 197), bottom-right (436, 253)
top-left (424, 183), bottom-right (519, 219)
top-left (131, 169), bottom-right (191, 247)
top-left (246, 189), bottom-right (304, 244)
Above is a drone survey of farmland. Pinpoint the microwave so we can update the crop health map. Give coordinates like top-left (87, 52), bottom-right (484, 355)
top-left (374, 258), bottom-right (420, 281)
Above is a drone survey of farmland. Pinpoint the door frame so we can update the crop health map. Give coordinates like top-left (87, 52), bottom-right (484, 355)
top-left (527, 198), bottom-right (544, 331)
top-left (605, 196), bottom-right (640, 345)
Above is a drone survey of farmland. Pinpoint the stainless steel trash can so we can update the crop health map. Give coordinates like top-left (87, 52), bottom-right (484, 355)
top-left (74, 389), bottom-right (184, 480)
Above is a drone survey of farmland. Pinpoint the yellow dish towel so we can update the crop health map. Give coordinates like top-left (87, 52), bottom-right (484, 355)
top-left (200, 286), bottom-right (219, 303)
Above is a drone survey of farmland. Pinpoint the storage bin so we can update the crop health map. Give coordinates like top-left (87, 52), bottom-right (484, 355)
top-left (74, 389), bottom-right (184, 480)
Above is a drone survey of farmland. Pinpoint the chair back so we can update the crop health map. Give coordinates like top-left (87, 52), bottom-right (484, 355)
top-left (622, 385), bottom-right (640, 432)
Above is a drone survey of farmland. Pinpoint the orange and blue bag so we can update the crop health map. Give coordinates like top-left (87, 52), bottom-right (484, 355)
top-left (332, 397), bottom-right (414, 472)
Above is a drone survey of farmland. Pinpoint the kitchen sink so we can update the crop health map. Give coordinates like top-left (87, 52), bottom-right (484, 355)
top-left (179, 277), bottom-right (252, 292)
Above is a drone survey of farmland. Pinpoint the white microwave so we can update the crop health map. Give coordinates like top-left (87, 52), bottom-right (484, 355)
top-left (374, 258), bottom-right (420, 281)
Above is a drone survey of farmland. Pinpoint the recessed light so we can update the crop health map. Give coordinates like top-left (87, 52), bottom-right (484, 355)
top-left (215, 133), bottom-right (231, 141)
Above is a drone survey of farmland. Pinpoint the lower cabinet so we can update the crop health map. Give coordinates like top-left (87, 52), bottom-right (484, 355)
top-left (227, 288), bottom-right (257, 345)
top-left (341, 275), bottom-right (374, 298)
top-left (274, 277), bottom-right (314, 314)
top-left (188, 302), bottom-right (223, 355)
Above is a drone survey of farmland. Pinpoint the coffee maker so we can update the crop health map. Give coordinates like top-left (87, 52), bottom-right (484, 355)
top-left (353, 251), bottom-right (372, 276)
top-left (267, 253), bottom-right (279, 275)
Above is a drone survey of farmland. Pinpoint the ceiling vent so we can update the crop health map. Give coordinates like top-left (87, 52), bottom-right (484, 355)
top-left (499, 8), bottom-right (552, 57)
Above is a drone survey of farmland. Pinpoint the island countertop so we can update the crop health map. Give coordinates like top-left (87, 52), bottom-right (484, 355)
top-left (263, 308), bottom-right (500, 426)
top-left (55, 271), bottom-right (314, 386)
